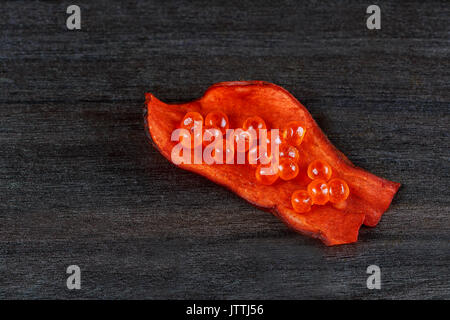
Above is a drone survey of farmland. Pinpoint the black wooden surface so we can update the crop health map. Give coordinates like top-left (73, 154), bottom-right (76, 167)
top-left (0, 0), bottom-right (449, 299)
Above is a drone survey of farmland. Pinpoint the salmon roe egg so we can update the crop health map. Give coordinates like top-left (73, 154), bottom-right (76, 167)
top-left (180, 128), bottom-right (203, 149)
top-left (291, 190), bottom-right (312, 213)
top-left (247, 129), bottom-right (279, 166)
top-left (255, 163), bottom-right (279, 185)
top-left (328, 178), bottom-right (350, 204)
top-left (248, 145), bottom-right (272, 167)
top-left (205, 111), bottom-right (229, 135)
top-left (202, 127), bottom-right (222, 147)
top-left (307, 179), bottom-right (329, 205)
top-left (278, 159), bottom-right (299, 181)
top-left (243, 116), bottom-right (267, 132)
top-left (282, 121), bottom-right (306, 147)
top-left (258, 130), bottom-right (282, 150)
top-left (179, 112), bottom-right (204, 149)
top-left (180, 112), bottom-right (203, 131)
top-left (231, 129), bottom-right (255, 153)
top-left (267, 130), bottom-right (283, 146)
top-left (211, 139), bottom-right (234, 163)
top-left (307, 159), bottom-right (332, 181)
top-left (278, 142), bottom-right (300, 162)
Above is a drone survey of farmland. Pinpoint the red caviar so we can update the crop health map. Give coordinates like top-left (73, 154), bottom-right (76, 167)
top-left (180, 129), bottom-right (203, 149)
top-left (291, 190), bottom-right (312, 213)
top-left (180, 112), bottom-right (203, 130)
top-left (278, 158), bottom-right (299, 181)
top-left (205, 111), bottom-right (229, 135)
top-left (230, 128), bottom-right (255, 153)
top-left (332, 200), bottom-right (348, 210)
top-left (282, 121), bottom-right (306, 147)
top-left (307, 179), bottom-right (329, 205)
top-left (146, 81), bottom-right (400, 246)
top-left (247, 130), bottom-right (280, 167)
top-left (278, 143), bottom-right (300, 162)
top-left (248, 145), bottom-right (272, 167)
top-left (328, 178), bottom-right (350, 204)
top-left (243, 116), bottom-right (267, 132)
top-left (307, 159), bottom-right (332, 181)
top-left (268, 131), bottom-right (283, 146)
top-left (255, 162), bottom-right (279, 185)
top-left (256, 131), bottom-right (282, 161)
top-left (202, 127), bottom-right (222, 147)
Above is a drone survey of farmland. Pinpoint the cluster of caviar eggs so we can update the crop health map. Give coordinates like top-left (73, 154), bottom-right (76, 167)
top-left (253, 120), bottom-right (305, 185)
top-left (178, 111), bottom-right (305, 181)
top-left (178, 111), bottom-right (350, 214)
top-left (291, 159), bottom-right (350, 213)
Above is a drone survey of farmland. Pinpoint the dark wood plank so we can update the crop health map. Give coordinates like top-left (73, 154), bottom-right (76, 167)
top-left (0, 0), bottom-right (448, 299)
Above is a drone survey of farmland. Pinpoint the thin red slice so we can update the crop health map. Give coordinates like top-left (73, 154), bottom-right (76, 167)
top-left (145, 81), bottom-right (400, 245)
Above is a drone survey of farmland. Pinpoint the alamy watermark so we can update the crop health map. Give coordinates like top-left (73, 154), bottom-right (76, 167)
top-left (66, 265), bottom-right (81, 290)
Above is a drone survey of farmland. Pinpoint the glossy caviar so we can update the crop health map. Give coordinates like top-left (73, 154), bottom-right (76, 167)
top-left (255, 163), bottom-right (279, 185)
top-left (180, 112), bottom-right (203, 131)
top-left (278, 142), bottom-right (300, 162)
top-left (231, 128), bottom-right (255, 153)
top-left (177, 110), bottom-right (351, 213)
top-left (278, 159), bottom-right (299, 181)
top-left (179, 129), bottom-right (203, 149)
top-left (147, 81), bottom-right (400, 246)
top-left (248, 145), bottom-right (271, 167)
top-left (282, 121), bottom-right (306, 147)
top-left (202, 127), bottom-right (221, 147)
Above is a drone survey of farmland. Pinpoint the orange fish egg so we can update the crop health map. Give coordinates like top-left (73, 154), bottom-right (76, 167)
top-left (179, 112), bottom-right (204, 149)
top-left (180, 111), bottom-right (204, 130)
top-left (256, 130), bottom-right (282, 159)
top-left (291, 190), bottom-right (312, 213)
top-left (179, 128), bottom-right (203, 150)
top-left (278, 142), bottom-right (300, 162)
top-left (243, 116), bottom-right (267, 132)
top-left (259, 130), bottom-right (282, 146)
top-left (205, 111), bottom-right (229, 135)
top-left (328, 178), bottom-right (350, 204)
top-left (307, 159), bottom-right (332, 181)
top-left (278, 159), bottom-right (299, 181)
top-left (248, 145), bottom-right (272, 167)
top-left (202, 127), bottom-right (222, 147)
top-left (255, 162), bottom-right (279, 185)
top-left (307, 179), bottom-right (329, 205)
top-left (230, 128), bottom-right (255, 153)
top-left (210, 138), bottom-right (235, 164)
top-left (282, 121), bottom-right (306, 147)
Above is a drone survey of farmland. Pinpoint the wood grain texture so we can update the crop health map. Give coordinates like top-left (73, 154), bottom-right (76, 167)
top-left (0, 0), bottom-right (449, 299)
